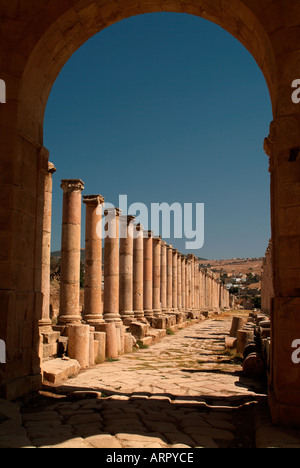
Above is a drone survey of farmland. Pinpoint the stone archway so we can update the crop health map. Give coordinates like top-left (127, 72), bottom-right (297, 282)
top-left (1, 0), bottom-right (300, 427)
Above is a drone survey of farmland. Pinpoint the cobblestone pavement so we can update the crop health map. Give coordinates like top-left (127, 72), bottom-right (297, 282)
top-left (2, 315), bottom-right (300, 448)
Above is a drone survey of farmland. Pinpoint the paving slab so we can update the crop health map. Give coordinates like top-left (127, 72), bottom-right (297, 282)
top-left (1, 312), bottom-right (300, 448)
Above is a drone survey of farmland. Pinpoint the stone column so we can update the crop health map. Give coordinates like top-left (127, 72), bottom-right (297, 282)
top-left (133, 224), bottom-right (144, 320)
top-left (193, 258), bottom-right (197, 310)
top-left (167, 245), bottom-right (173, 311)
top-left (181, 255), bottom-right (186, 312)
top-left (205, 272), bottom-right (209, 309)
top-left (188, 258), bottom-right (192, 311)
top-left (103, 207), bottom-right (122, 323)
top-left (185, 258), bottom-right (189, 310)
top-left (153, 236), bottom-right (162, 316)
top-left (172, 249), bottom-right (178, 311)
top-left (219, 282), bottom-right (223, 310)
top-left (195, 263), bottom-right (200, 311)
top-left (209, 274), bottom-right (213, 309)
top-left (190, 255), bottom-right (195, 310)
top-left (39, 162), bottom-right (56, 329)
top-left (143, 231), bottom-right (153, 319)
top-left (160, 241), bottom-right (167, 312)
top-left (58, 179), bottom-right (84, 325)
top-left (200, 269), bottom-right (205, 309)
top-left (177, 253), bottom-right (182, 311)
top-left (119, 215), bottom-right (135, 322)
top-left (83, 195), bottom-right (105, 326)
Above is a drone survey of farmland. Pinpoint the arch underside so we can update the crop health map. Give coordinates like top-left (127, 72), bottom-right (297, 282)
top-left (18, 0), bottom-right (276, 143)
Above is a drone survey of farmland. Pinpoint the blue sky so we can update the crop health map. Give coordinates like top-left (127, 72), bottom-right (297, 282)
top-left (44, 12), bottom-right (273, 260)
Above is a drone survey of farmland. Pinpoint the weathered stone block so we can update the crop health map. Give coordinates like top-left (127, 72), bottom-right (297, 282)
top-left (42, 331), bottom-right (60, 345)
top-left (42, 358), bottom-right (81, 385)
top-left (93, 332), bottom-right (106, 363)
top-left (128, 322), bottom-right (149, 339)
top-left (166, 315), bottom-right (177, 327)
top-left (124, 333), bottom-right (133, 354)
top-left (151, 317), bottom-right (167, 329)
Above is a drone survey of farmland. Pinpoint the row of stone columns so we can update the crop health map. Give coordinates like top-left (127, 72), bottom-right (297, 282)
top-left (40, 177), bottom-right (229, 330)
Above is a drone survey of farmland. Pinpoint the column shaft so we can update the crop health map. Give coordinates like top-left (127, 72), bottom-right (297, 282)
top-left (119, 215), bottom-right (135, 321)
top-left (83, 195), bottom-right (105, 325)
top-left (172, 249), bottom-right (178, 311)
top-left (167, 245), bottom-right (173, 311)
top-left (153, 236), bottom-right (162, 316)
top-left (143, 231), bottom-right (153, 318)
top-left (40, 161), bottom-right (56, 328)
top-left (181, 255), bottom-right (186, 311)
top-left (103, 208), bottom-right (121, 323)
top-left (133, 224), bottom-right (144, 319)
top-left (177, 253), bottom-right (182, 311)
top-left (160, 241), bottom-right (167, 312)
top-left (59, 179), bottom-right (84, 325)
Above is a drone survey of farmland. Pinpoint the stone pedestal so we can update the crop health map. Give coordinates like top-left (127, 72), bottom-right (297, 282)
top-left (94, 332), bottom-right (106, 364)
top-left (133, 224), bottom-right (144, 320)
top-left (67, 324), bottom-right (90, 369)
top-left (83, 195), bottom-right (105, 326)
top-left (103, 207), bottom-right (122, 323)
top-left (97, 322), bottom-right (118, 359)
top-left (40, 161), bottom-right (56, 330)
top-left (119, 215), bottom-right (135, 321)
top-left (58, 179), bottom-right (84, 325)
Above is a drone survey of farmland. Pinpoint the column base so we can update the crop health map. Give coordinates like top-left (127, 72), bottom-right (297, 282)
top-left (134, 310), bottom-right (145, 318)
top-left (153, 309), bottom-right (163, 317)
top-left (120, 311), bottom-right (135, 322)
top-left (38, 320), bottom-right (53, 332)
top-left (144, 309), bottom-right (154, 319)
top-left (82, 315), bottom-right (105, 326)
top-left (57, 314), bottom-right (82, 325)
top-left (103, 313), bottom-right (122, 323)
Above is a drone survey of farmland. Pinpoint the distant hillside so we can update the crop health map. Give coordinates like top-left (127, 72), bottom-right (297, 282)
top-left (199, 257), bottom-right (263, 277)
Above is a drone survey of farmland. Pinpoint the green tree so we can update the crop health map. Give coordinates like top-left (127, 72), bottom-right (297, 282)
top-left (80, 261), bottom-right (85, 289)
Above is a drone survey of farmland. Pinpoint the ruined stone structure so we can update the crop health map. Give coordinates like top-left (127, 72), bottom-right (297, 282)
top-left (39, 179), bottom-right (229, 386)
top-left (1, 0), bottom-right (300, 427)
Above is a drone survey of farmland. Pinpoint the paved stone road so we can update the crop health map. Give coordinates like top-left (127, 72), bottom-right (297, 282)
top-left (2, 315), bottom-right (300, 448)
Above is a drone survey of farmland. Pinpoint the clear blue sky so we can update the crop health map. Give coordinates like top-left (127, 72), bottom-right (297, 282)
top-left (44, 12), bottom-right (273, 260)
